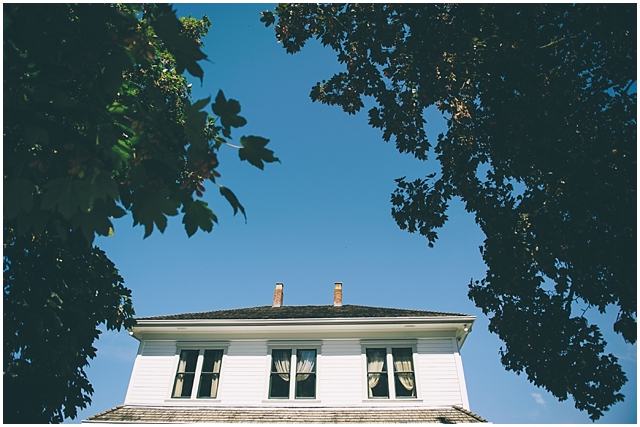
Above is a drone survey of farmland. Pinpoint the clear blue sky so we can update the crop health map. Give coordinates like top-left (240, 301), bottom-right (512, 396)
top-left (71, 4), bottom-right (636, 424)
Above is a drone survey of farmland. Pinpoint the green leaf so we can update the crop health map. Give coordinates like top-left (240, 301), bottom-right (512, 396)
top-left (259, 11), bottom-right (275, 27)
top-left (41, 179), bottom-right (92, 219)
top-left (109, 138), bottom-right (133, 171)
top-left (182, 200), bottom-right (218, 237)
top-left (91, 172), bottom-right (119, 202)
top-left (70, 198), bottom-right (126, 245)
top-left (151, 5), bottom-right (207, 81)
top-left (190, 96), bottom-right (211, 113)
top-left (223, 114), bottom-right (247, 129)
top-left (211, 90), bottom-right (231, 116)
top-left (219, 186), bottom-right (246, 221)
top-left (238, 136), bottom-right (280, 170)
top-left (16, 208), bottom-right (49, 236)
top-left (212, 90), bottom-right (247, 132)
top-left (4, 179), bottom-right (35, 219)
top-left (131, 189), bottom-right (179, 238)
top-left (71, 211), bottom-right (112, 246)
top-left (184, 97), bottom-right (210, 151)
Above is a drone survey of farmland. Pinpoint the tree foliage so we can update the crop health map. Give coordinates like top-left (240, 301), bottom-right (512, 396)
top-left (4, 3), bottom-right (278, 245)
top-left (4, 3), bottom-right (277, 422)
top-left (262, 4), bottom-right (636, 420)
top-left (4, 230), bottom-right (134, 423)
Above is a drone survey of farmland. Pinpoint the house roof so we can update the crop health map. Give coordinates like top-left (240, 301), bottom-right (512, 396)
top-left (85, 405), bottom-right (488, 424)
top-left (138, 304), bottom-right (470, 321)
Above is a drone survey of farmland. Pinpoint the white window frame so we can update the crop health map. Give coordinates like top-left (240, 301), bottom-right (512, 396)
top-left (167, 342), bottom-right (229, 402)
top-left (361, 340), bottom-right (419, 401)
top-left (265, 341), bottom-right (322, 402)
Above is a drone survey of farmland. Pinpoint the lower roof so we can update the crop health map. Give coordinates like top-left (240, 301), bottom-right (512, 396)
top-left (85, 405), bottom-right (488, 424)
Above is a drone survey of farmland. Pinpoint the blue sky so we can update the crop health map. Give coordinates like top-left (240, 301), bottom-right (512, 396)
top-left (71, 4), bottom-right (636, 424)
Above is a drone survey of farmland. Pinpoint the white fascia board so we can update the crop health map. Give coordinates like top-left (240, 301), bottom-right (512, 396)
top-left (134, 315), bottom-right (475, 329)
top-left (131, 316), bottom-right (476, 342)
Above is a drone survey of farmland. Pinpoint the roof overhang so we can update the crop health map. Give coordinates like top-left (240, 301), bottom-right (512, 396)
top-left (130, 315), bottom-right (476, 349)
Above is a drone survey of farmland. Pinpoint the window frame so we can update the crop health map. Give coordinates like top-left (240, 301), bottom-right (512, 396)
top-left (361, 341), bottom-right (419, 400)
top-left (265, 341), bottom-right (322, 401)
top-left (168, 342), bottom-right (229, 401)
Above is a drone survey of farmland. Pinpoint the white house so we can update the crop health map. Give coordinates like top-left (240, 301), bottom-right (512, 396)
top-left (85, 283), bottom-right (488, 424)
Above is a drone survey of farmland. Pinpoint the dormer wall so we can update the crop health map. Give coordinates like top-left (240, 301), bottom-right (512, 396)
top-left (123, 325), bottom-right (470, 410)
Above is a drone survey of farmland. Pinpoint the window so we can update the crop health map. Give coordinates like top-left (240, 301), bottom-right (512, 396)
top-left (269, 348), bottom-right (317, 399)
top-left (365, 347), bottom-right (416, 399)
top-left (172, 348), bottom-right (224, 399)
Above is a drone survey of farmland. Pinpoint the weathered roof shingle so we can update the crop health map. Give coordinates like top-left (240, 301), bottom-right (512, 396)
top-left (139, 304), bottom-right (470, 321)
top-left (86, 405), bottom-right (488, 424)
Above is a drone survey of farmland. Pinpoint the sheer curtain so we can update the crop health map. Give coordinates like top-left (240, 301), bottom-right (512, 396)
top-left (393, 350), bottom-right (415, 396)
top-left (367, 350), bottom-right (385, 397)
top-left (272, 350), bottom-right (291, 381)
top-left (296, 350), bottom-right (316, 381)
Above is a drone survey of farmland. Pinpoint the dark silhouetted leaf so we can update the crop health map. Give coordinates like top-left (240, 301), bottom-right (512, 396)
top-left (182, 199), bottom-right (218, 237)
top-left (219, 186), bottom-right (246, 221)
top-left (238, 136), bottom-right (279, 170)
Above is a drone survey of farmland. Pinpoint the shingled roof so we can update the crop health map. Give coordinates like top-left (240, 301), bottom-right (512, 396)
top-left (138, 304), bottom-right (471, 321)
top-left (86, 405), bottom-right (488, 423)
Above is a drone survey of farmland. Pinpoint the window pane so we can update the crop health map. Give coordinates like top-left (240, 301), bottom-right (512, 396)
top-left (368, 372), bottom-right (389, 398)
top-left (366, 348), bottom-right (388, 398)
top-left (172, 350), bottom-right (199, 398)
top-left (366, 349), bottom-right (387, 372)
top-left (178, 350), bottom-right (199, 373)
top-left (296, 350), bottom-right (316, 373)
top-left (271, 349), bottom-right (291, 372)
top-left (198, 373), bottom-right (220, 398)
top-left (197, 350), bottom-right (223, 398)
top-left (202, 350), bottom-right (223, 373)
top-left (391, 348), bottom-right (413, 371)
top-left (394, 373), bottom-right (416, 397)
top-left (172, 373), bottom-right (195, 397)
top-left (392, 348), bottom-right (416, 398)
top-left (270, 350), bottom-right (292, 398)
top-left (296, 373), bottom-right (316, 398)
top-left (269, 373), bottom-right (290, 398)
top-left (295, 349), bottom-right (316, 399)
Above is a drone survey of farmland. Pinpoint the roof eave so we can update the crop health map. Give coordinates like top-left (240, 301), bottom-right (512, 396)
top-left (133, 315), bottom-right (476, 328)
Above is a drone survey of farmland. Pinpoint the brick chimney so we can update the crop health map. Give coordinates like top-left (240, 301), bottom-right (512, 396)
top-left (333, 282), bottom-right (342, 307)
top-left (272, 282), bottom-right (284, 308)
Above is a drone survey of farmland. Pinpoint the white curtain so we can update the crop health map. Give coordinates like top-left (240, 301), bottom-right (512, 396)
top-left (272, 350), bottom-right (291, 381)
top-left (172, 352), bottom-right (189, 397)
top-left (296, 350), bottom-right (316, 381)
top-left (367, 350), bottom-right (385, 397)
top-left (201, 351), bottom-right (223, 397)
top-left (393, 351), bottom-right (415, 396)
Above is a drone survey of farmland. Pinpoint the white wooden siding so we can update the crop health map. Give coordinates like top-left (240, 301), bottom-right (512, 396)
top-left (124, 336), bottom-right (467, 408)
top-left (218, 341), bottom-right (267, 404)
top-left (319, 340), bottom-right (362, 404)
top-left (124, 341), bottom-right (177, 405)
top-left (416, 338), bottom-right (464, 407)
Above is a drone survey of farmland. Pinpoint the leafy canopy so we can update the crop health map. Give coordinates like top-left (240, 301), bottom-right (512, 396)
top-left (262, 3), bottom-right (636, 420)
top-left (3, 230), bottom-right (134, 423)
top-left (3, 3), bottom-right (278, 423)
top-left (4, 3), bottom-right (279, 246)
